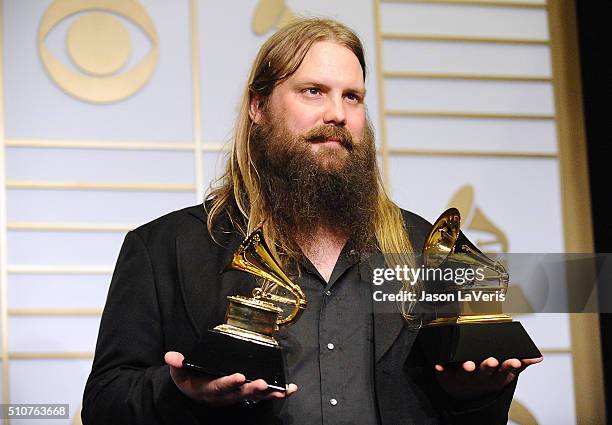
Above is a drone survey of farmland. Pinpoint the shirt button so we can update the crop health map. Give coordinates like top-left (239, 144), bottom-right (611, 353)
top-left (327, 343), bottom-right (335, 350)
top-left (325, 290), bottom-right (331, 296)
top-left (330, 398), bottom-right (338, 406)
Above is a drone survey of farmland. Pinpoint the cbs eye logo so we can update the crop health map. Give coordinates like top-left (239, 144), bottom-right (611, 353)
top-left (38, 0), bottom-right (158, 104)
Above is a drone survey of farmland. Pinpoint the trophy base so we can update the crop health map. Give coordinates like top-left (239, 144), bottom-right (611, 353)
top-left (416, 321), bottom-right (542, 364)
top-left (182, 329), bottom-right (287, 391)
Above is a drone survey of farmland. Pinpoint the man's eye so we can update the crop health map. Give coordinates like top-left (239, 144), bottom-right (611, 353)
top-left (345, 93), bottom-right (361, 103)
top-left (304, 88), bottom-right (321, 96)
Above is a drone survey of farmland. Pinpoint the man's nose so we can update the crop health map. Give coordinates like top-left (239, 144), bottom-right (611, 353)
top-left (323, 95), bottom-right (346, 126)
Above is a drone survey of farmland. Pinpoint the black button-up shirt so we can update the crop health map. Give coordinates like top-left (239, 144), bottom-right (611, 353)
top-left (270, 245), bottom-right (380, 425)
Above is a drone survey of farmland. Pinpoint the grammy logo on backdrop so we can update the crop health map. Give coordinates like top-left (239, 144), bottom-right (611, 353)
top-left (252, 0), bottom-right (296, 35)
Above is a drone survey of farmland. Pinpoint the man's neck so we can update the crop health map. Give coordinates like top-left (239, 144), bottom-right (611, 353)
top-left (297, 226), bottom-right (348, 283)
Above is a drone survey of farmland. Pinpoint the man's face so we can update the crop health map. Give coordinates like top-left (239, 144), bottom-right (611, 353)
top-left (250, 40), bottom-right (367, 167)
top-left (249, 39), bottom-right (378, 247)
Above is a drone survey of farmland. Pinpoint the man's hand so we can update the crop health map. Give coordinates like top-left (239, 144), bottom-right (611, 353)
top-left (434, 356), bottom-right (543, 400)
top-left (164, 351), bottom-right (298, 407)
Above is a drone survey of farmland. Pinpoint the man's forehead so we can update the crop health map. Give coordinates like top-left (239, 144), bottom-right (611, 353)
top-left (289, 41), bottom-right (365, 89)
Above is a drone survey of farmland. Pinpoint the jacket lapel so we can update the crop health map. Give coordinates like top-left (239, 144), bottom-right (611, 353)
top-left (360, 255), bottom-right (408, 363)
top-left (373, 311), bottom-right (407, 363)
top-left (175, 212), bottom-right (246, 337)
top-left (362, 254), bottom-right (418, 364)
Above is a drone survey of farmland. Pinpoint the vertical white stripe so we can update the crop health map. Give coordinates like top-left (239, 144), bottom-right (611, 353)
top-left (373, 0), bottom-right (390, 188)
top-left (191, 0), bottom-right (204, 203)
top-left (0, 0), bottom-right (12, 414)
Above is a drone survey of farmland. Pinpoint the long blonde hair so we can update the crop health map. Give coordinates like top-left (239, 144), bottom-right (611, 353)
top-left (206, 18), bottom-right (419, 317)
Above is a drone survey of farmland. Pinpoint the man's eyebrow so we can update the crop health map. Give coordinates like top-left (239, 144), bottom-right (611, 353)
top-left (352, 87), bottom-right (367, 97)
top-left (294, 80), bottom-right (366, 96)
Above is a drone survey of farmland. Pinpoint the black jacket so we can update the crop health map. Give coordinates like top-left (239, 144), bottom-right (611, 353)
top-left (82, 204), bottom-right (515, 424)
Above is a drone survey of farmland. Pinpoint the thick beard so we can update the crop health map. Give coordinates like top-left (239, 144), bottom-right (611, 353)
top-left (250, 113), bottom-right (379, 257)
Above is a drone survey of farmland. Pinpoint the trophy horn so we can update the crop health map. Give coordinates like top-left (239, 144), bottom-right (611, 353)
top-left (225, 227), bottom-right (307, 328)
top-left (423, 208), bottom-right (509, 292)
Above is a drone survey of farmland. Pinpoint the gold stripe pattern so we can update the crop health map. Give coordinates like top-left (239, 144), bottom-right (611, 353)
top-left (0, 0), bottom-right (11, 408)
top-left (382, 33), bottom-right (549, 45)
top-left (7, 265), bottom-right (113, 275)
top-left (8, 308), bottom-right (103, 316)
top-left (373, 0), bottom-right (390, 187)
top-left (387, 148), bottom-right (556, 158)
top-left (6, 180), bottom-right (195, 192)
top-left (9, 352), bottom-right (94, 360)
top-left (384, 71), bottom-right (552, 82)
top-left (381, 0), bottom-right (547, 9)
top-left (190, 0), bottom-right (205, 203)
top-left (5, 139), bottom-right (227, 152)
top-left (547, 0), bottom-right (606, 422)
top-left (8, 222), bottom-right (133, 232)
top-left (386, 110), bottom-right (555, 120)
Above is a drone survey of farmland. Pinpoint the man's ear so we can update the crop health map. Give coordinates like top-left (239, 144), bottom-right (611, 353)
top-left (249, 95), bottom-right (263, 124)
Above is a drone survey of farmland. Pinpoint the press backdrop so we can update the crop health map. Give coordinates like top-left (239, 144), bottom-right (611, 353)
top-left (0, 1), bottom-right (602, 424)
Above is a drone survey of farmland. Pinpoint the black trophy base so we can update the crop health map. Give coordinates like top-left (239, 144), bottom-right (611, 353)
top-left (416, 321), bottom-right (542, 364)
top-left (182, 329), bottom-right (287, 391)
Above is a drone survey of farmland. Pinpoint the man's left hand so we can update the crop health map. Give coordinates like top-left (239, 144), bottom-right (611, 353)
top-left (434, 357), bottom-right (543, 400)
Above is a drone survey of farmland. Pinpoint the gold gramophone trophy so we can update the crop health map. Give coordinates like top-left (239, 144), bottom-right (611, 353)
top-left (182, 227), bottom-right (307, 391)
top-left (416, 208), bottom-right (541, 364)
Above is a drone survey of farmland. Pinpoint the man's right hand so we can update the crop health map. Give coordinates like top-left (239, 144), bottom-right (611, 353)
top-left (164, 351), bottom-right (298, 407)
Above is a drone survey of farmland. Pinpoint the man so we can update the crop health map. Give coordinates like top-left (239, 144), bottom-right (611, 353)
top-left (82, 18), bottom-right (541, 424)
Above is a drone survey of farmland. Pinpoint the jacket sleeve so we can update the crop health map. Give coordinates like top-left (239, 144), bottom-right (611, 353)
top-left (401, 327), bottom-right (517, 425)
top-left (81, 230), bottom-right (207, 424)
top-left (445, 379), bottom-right (517, 425)
top-left (81, 230), bottom-right (263, 424)
top-left (414, 356), bottom-right (518, 425)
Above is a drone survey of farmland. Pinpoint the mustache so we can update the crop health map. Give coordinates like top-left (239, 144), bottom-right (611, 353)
top-left (301, 125), bottom-right (353, 150)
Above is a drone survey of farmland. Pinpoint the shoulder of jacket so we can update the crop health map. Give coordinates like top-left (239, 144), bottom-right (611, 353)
top-left (400, 208), bottom-right (432, 231)
top-left (399, 208), bottom-right (433, 251)
top-left (130, 203), bottom-right (208, 243)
